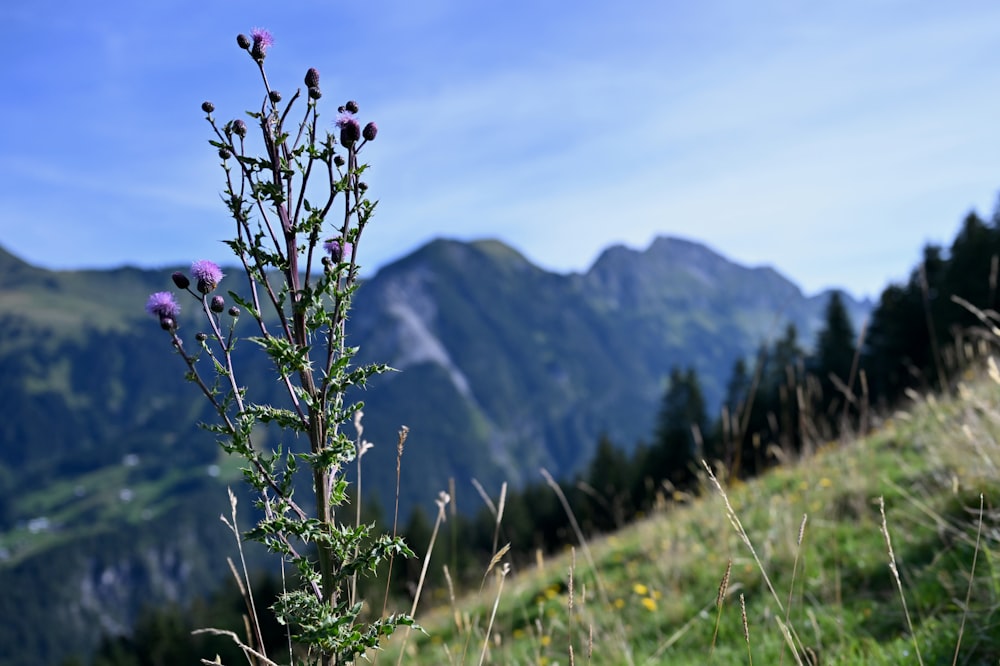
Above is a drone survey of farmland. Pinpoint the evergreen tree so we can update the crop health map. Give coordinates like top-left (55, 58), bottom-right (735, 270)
top-left (646, 367), bottom-right (708, 494)
top-left (583, 433), bottom-right (632, 531)
top-left (724, 357), bottom-right (752, 416)
top-left (766, 324), bottom-right (806, 456)
top-left (865, 244), bottom-right (947, 402)
top-left (945, 211), bottom-right (998, 313)
top-left (813, 291), bottom-right (857, 434)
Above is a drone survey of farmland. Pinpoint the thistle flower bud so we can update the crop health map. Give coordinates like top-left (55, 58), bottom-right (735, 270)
top-left (195, 332), bottom-right (208, 342)
top-left (171, 272), bottom-right (190, 289)
top-left (338, 105), bottom-right (345, 114)
top-left (337, 113), bottom-right (361, 147)
top-left (237, 33), bottom-right (251, 49)
top-left (305, 68), bottom-right (320, 88)
top-left (218, 147), bottom-right (231, 160)
top-left (269, 90), bottom-right (282, 104)
top-left (363, 122), bottom-right (377, 142)
top-left (358, 182), bottom-right (368, 192)
top-left (201, 101), bottom-right (215, 114)
top-left (210, 295), bottom-right (225, 313)
top-left (228, 306), bottom-right (240, 318)
top-left (345, 100), bottom-right (359, 114)
top-left (160, 317), bottom-right (176, 331)
top-left (334, 155), bottom-right (345, 168)
top-left (308, 86), bottom-right (322, 100)
top-left (232, 119), bottom-right (247, 138)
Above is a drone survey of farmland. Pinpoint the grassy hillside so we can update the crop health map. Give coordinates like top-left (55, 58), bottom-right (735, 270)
top-left (380, 370), bottom-right (1000, 665)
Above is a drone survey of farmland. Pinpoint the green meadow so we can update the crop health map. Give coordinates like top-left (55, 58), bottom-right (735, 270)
top-left (381, 371), bottom-right (1000, 665)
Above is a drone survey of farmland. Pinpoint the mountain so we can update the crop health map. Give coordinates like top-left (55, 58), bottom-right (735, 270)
top-left (349, 237), bottom-right (869, 505)
top-left (0, 236), bottom-right (871, 664)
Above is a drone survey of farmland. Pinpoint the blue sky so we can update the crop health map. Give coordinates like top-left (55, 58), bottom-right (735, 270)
top-left (3, 1), bottom-right (1000, 298)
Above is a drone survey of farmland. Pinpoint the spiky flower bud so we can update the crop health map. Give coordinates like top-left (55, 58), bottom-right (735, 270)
top-left (363, 122), bottom-right (377, 142)
top-left (345, 100), bottom-right (359, 114)
top-left (210, 295), bottom-right (225, 313)
top-left (218, 147), bottom-right (231, 160)
top-left (171, 272), bottom-right (190, 289)
top-left (358, 182), bottom-right (368, 192)
top-left (308, 86), bottom-right (322, 100)
top-left (305, 68), bottom-right (320, 88)
top-left (334, 155), bottom-right (345, 168)
top-left (201, 101), bottom-right (215, 114)
top-left (236, 33), bottom-right (251, 49)
top-left (160, 317), bottom-right (176, 331)
top-left (228, 306), bottom-right (240, 318)
top-left (232, 119), bottom-right (247, 138)
top-left (269, 90), bottom-right (282, 104)
top-left (337, 113), bottom-right (361, 147)
top-left (195, 332), bottom-right (208, 342)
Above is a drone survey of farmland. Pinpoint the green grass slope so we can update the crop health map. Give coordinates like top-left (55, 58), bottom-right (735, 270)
top-left (383, 371), bottom-right (1000, 665)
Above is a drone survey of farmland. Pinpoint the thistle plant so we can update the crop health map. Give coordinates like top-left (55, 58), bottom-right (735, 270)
top-left (145, 29), bottom-right (412, 664)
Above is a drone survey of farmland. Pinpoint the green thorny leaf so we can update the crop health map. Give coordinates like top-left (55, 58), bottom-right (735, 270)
top-left (272, 565), bottom-right (416, 659)
top-left (249, 335), bottom-right (313, 375)
top-left (245, 401), bottom-right (305, 432)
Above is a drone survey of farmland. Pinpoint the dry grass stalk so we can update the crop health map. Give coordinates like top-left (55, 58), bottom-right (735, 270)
top-left (878, 495), bottom-right (924, 666)
top-left (379, 425), bottom-right (410, 626)
top-left (710, 559), bottom-right (732, 656)
top-left (478, 563), bottom-right (511, 666)
top-left (541, 467), bottom-right (634, 666)
top-left (951, 493), bottom-right (985, 666)
top-left (568, 547), bottom-right (576, 664)
top-left (780, 514), bottom-right (808, 666)
top-left (703, 460), bottom-right (808, 656)
top-left (396, 490), bottom-right (450, 666)
top-left (193, 627), bottom-right (280, 666)
top-left (443, 564), bottom-right (463, 634)
top-left (740, 593), bottom-right (753, 666)
top-left (217, 489), bottom-right (267, 661)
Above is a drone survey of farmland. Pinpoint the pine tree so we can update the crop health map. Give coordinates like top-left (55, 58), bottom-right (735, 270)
top-left (813, 291), bottom-right (857, 434)
top-left (647, 367), bottom-right (707, 495)
top-left (584, 433), bottom-right (632, 530)
top-left (865, 244), bottom-right (947, 402)
top-left (946, 211), bottom-right (998, 314)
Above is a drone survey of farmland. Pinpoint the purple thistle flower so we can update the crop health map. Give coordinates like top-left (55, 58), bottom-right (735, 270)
top-left (191, 260), bottom-right (224, 294)
top-left (250, 28), bottom-right (273, 60)
top-left (336, 112), bottom-right (361, 147)
top-left (146, 292), bottom-right (180, 320)
top-left (324, 239), bottom-right (352, 263)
